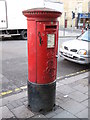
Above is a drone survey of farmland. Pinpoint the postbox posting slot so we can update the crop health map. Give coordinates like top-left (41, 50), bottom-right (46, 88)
top-left (46, 25), bottom-right (57, 29)
top-left (44, 25), bottom-right (57, 31)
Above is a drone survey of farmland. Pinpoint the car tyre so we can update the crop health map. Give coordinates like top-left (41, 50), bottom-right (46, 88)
top-left (21, 30), bottom-right (27, 40)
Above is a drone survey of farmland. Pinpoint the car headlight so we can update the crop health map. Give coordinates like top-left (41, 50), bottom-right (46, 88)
top-left (78, 49), bottom-right (87, 55)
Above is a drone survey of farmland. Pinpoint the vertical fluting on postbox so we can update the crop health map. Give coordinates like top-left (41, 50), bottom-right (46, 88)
top-left (23, 8), bottom-right (62, 112)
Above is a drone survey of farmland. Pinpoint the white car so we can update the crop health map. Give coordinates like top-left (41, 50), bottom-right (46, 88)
top-left (59, 30), bottom-right (90, 64)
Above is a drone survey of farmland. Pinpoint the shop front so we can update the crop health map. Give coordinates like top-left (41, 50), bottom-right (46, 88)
top-left (78, 13), bottom-right (90, 29)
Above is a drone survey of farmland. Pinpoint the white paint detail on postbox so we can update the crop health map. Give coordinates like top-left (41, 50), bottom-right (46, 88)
top-left (47, 34), bottom-right (55, 48)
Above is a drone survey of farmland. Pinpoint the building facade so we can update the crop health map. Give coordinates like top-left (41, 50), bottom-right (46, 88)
top-left (57, 0), bottom-right (90, 28)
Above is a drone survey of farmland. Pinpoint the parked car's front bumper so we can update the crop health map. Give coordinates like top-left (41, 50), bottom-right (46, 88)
top-left (59, 49), bottom-right (90, 64)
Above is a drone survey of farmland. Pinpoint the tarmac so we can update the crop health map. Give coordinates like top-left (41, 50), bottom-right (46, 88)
top-left (0, 71), bottom-right (89, 119)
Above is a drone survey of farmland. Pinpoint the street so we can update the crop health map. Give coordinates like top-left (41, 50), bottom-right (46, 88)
top-left (0, 37), bottom-right (89, 97)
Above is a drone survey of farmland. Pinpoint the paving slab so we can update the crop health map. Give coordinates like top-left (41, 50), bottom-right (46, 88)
top-left (15, 99), bottom-right (24, 106)
top-left (19, 96), bottom-right (28, 103)
top-left (69, 91), bottom-right (88, 102)
top-left (81, 99), bottom-right (88, 107)
top-left (2, 76), bottom-right (9, 84)
top-left (56, 84), bottom-right (76, 94)
top-left (68, 79), bottom-right (83, 88)
top-left (59, 99), bottom-right (87, 114)
top-left (75, 108), bottom-right (88, 118)
top-left (52, 110), bottom-right (77, 118)
top-left (23, 100), bottom-right (28, 106)
top-left (0, 106), bottom-right (2, 120)
top-left (6, 103), bottom-right (15, 110)
top-left (44, 111), bottom-right (56, 118)
top-left (2, 91), bottom-right (27, 105)
top-left (0, 99), bottom-right (2, 107)
top-left (89, 108), bottom-right (90, 119)
top-left (0, 73), bottom-right (3, 79)
top-left (1, 106), bottom-right (14, 118)
top-left (11, 105), bottom-right (34, 118)
top-left (10, 101), bottom-right (20, 108)
top-left (73, 84), bottom-right (88, 93)
top-left (33, 114), bottom-right (47, 118)
top-left (54, 107), bottom-right (64, 114)
top-left (56, 93), bottom-right (72, 103)
top-left (80, 78), bottom-right (88, 86)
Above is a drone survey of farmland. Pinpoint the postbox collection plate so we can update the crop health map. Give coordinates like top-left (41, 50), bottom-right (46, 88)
top-left (47, 34), bottom-right (55, 48)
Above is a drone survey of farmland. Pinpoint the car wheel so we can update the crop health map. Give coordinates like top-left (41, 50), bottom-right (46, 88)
top-left (21, 30), bottom-right (27, 40)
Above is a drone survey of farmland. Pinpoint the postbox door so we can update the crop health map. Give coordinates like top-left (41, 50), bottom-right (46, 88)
top-left (37, 22), bottom-right (58, 84)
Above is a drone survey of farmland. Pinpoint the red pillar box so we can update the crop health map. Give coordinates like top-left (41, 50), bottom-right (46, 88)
top-left (23, 8), bottom-right (62, 112)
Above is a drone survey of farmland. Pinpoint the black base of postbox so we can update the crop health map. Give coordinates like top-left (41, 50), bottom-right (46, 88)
top-left (28, 80), bottom-right (56, 112)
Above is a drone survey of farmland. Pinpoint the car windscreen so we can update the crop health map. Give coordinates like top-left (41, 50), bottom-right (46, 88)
top-left (78, 31), bottom-right (90, 42)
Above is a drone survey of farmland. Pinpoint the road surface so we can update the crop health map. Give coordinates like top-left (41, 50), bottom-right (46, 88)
top-left (0, 37), bottom-right (89, 97)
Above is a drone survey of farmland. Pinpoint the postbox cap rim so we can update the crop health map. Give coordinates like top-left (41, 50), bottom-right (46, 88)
top-left (22, 7), bottom-right (62, 18)
top-left (23, 7), bottom-right (61, 13)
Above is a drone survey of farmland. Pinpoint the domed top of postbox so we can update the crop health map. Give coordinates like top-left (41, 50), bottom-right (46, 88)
top-left (22, 7), bottom-right (62, 19)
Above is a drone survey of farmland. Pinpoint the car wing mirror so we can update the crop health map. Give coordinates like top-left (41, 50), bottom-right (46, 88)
top-left (76, 34), bottom-right (82, 39)
top-left (76, 36), bottom-right (79, 39)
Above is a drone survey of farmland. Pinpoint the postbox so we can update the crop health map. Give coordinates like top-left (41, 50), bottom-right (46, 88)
top-left (23, 8), bottom-right (62, 112)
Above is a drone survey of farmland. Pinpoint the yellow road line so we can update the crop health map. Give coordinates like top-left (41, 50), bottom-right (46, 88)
top-left (0, 69), bottom-right (89, 97)
top-left (15, 88), bottom-right (21, 92)
top-left (80, 70), bottom-right (86, 73)
top-left (20, 86), bottom-right (27, 90)
top-left (66, 73), bottom-right (74, 77)
top-left (65, 69), bottom-right (88, 78)
top-left (0, 85), bottom-right (27, 97)
top-left (0, 90), bottom-right (12, 96)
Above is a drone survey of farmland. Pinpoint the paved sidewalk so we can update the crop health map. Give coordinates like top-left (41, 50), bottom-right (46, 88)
top-left (0, 72), bottom-right (89, 119)
top-left (59, 27), bottom-right (84, 37)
